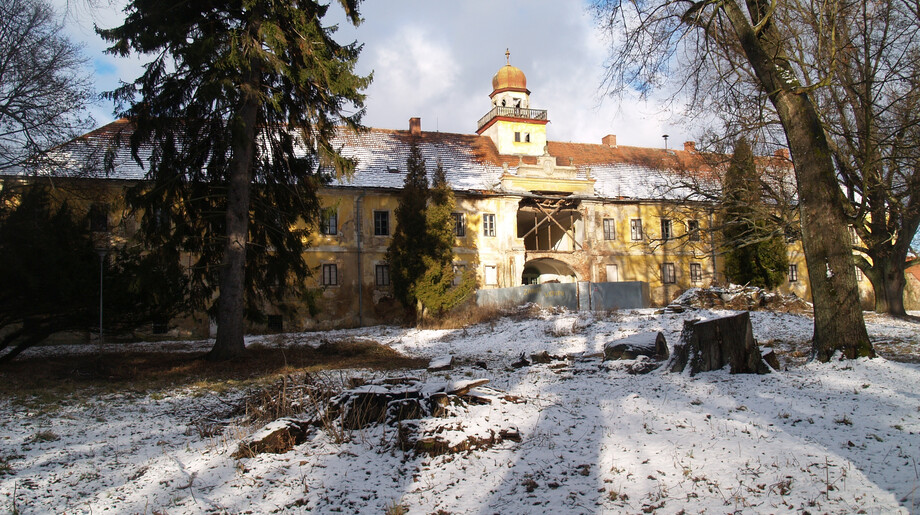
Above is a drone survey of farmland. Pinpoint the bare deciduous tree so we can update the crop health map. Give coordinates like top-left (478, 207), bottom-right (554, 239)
top-left (0, 0), bottom-right (93, 173)
top-left (593, 0), bottom-right (875, 360)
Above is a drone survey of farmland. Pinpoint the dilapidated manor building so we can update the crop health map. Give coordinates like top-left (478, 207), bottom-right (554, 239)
top-left (3, 58), bottom-right (818, 335)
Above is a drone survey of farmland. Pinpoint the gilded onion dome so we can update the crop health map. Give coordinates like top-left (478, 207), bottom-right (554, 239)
top-left (491, 49), bottom-right (529, 95)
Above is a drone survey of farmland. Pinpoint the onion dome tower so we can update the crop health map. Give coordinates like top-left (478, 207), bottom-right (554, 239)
top-left (476, 50), bottom-right (548, 156)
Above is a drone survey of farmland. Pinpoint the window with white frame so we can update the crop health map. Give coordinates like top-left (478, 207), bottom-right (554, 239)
top-left (690, 262), bottom-right (702, 283)
top-left (603, 218), bottom-right (616, 240)
top-left (662, 262), bottom-right (676, 284)
top-left (630, 219), bottom-right (643, 240)
top-left (322, 263), bottom-right (338, 286)
top-left (789, 264), bottom-right (798, 282)
top-left (484, 265), bottom-right (498, 285)
top-left (452, 213), bottom-right (465, 237)
top-left (855, 266), bottom-right (863, 282)
top-left (483, 213), bottom-right (496, 237)
top-left (373, 211), bottom-right (389, 236)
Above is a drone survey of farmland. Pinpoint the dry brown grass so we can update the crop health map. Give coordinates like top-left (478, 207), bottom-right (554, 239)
top-left (417, 301), bottom-right (538, 330)
top-left (0, 340), bottom-right (427, 403)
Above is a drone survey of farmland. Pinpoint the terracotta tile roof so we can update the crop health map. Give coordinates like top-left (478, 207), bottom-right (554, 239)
top-left (2, 120), bottom-right (721, 200)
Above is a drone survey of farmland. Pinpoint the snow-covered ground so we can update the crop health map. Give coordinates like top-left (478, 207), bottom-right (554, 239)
top-left (2, 307), bottom-right (919, 514)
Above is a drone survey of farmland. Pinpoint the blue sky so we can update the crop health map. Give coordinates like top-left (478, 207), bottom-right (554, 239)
top-left (56, 0), bottom-right (694, 149)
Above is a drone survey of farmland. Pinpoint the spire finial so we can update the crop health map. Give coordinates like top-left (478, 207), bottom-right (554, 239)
top-left (505, 48), bottom-right (510, 65)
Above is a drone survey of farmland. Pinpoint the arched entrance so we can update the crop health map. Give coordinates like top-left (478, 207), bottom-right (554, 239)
top-left (522, 258), bottom-right (578, 285)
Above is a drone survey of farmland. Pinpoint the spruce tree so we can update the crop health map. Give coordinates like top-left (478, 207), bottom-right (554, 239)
top-left (721, 139), bottom-right (789, 289)
top-left (387, 140), bottom-right (430, 313)
top-left (414, 162), bottom-right (476, 318)
top-left (98, 0), bottom-right (369, 360)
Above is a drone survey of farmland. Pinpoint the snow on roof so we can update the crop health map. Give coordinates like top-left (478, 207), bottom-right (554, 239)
top-left (1, 119), bottom-right (717, 200)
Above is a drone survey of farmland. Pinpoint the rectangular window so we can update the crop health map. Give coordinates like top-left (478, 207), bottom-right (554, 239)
top-left (484, 265), bottom-right (498, 286)
top-left (373, 211), bottom-right (389, 236)
top-left (321, 208), bottom-right (337, 235)
top-left (267, 315), bottom-right (283, 332)
top-left (630, 219), bottom-right (643, 241)
top-left (662, 263), bottom-right (676, 284)
top-left (855, 266), bottom-right (863, 282)
top-left (690, 263), bottom-right (702, 284)
top-left (660, 218), bottom-right (672, 240)
top-left (514, 131), bottom-right (521, 142)
top-left (452, 213), bottom-right (465, 237)
top-left (483, 213), bottom-right (496, 237)
top-left (849, 226), bottom-right (859, 244)
top-left (90, 203), bottom-right (109, 232)
top-left (322, 263), bottom-right (338, 286)
top-left (603, 218), bottom-right (616, 240)
top-left (789, 264), bottom-right (798, 283)
top-left (453, 264), bottom-right (465, 286)
top-left (605, 264), bottom-right (619, 282)
top-left (375, 264), bottom-right (390, 286)
top-left (687, 219), bottom-right (700, 241)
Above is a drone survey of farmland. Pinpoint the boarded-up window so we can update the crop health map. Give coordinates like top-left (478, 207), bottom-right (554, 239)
top-left (605, 264), bottom-right (619, 282)
top-left (484, 265), bottom-right (498, 286)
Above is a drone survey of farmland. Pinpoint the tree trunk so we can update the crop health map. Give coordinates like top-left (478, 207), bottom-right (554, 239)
top-left (207, 54), bottom-right (261, 361)
top-left (722, 0), bottom-right (874, 361)
top-left (865, 256), bottom-right (908, 317)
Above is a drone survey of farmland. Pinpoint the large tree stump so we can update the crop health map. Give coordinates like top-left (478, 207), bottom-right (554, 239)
top-left (604, 332), bottom-right (669, 361)
top-left (668, 312), bottom-right (771, 375)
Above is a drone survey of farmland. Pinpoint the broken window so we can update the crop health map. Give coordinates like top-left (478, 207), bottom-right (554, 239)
top-left (452, 213), bottom-right (465, 237)
top-left (373, 211), bottom-right (389, 236)
top-left (483, 213), bottom-right (496, 237)
top-left (321, 208), bottom-right (337, 235)
top-left (660, 218), bottom-right (672, 240)
top-left (662, 262), bottom-right (676, 284)
top-left (630, 219), bottom-right (643, 240)
top-left (603, 218), bottom-right (616, 240)
top-left (687, 219), bottom-right (700, 241)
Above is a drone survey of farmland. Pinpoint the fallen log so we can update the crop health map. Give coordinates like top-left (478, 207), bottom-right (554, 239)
top-left (604, 332), bottom-right (669, 361)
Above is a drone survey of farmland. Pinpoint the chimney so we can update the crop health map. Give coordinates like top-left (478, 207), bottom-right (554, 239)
top-left (602, 134), bottom-right (617, 148)
top-left (684, 141), bottom-right (696, 152)
top-left (774, 148), bottom-right (790, 160)
top-left (409, 117), bottom-right (421, 136)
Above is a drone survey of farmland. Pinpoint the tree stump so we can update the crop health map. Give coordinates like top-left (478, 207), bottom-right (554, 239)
top-left (604, 332), bottom-right (669, 361)
top-left (668, 312), bottom-right (771, 375)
